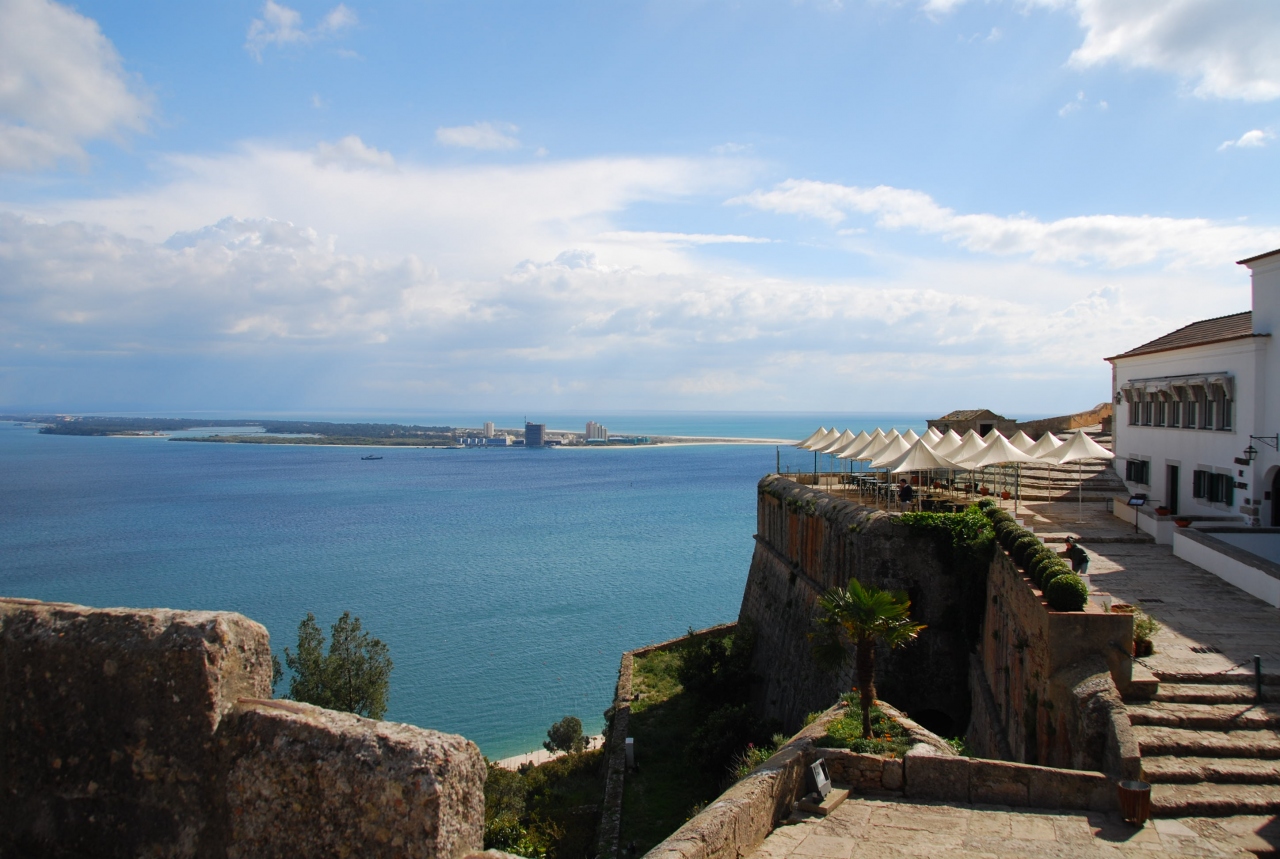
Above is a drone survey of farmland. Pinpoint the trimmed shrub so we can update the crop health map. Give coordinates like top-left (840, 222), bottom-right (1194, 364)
top-left (1011, 535), bottom-right (1041, 567)
top-left (1046, 574), bottom-right (1089, 611)
top-left (1027, 549), bottom-right (1060, 585)
top-left (1036, 559), bottom-right (1072, 590)
top-left (994, 520), bottom-right (1019, 544)
top-left (976, 498), bottom-right (996, 511)
top-left (987, 509), bottom-right (1015, 525)
top-left (1001, 527), bottom-right (1031, 554)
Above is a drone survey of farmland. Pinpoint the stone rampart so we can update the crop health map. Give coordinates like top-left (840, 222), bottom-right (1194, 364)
top-left (967, 551), bottom-right (1139, 778)
top-left (0, 597), bottom-right (485, 859)
top-left (738, 477), bottom-right (974, 736)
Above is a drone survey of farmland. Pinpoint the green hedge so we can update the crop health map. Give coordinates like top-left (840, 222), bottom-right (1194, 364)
top-left (1010, 534), bottom-right (1041, 567)
top-left (1027, 550), bottom-right (1060, 586)
top-left (1046, 574), bottom-right (1089, 611)
top-left (1036, 559), bottom-right (1072, 590)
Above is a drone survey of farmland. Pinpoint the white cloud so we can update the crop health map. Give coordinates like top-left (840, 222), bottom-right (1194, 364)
top-left (711, 142), bottom-right (751, 155)
top-left (1218, 129), bottom-right (1275, 151)
top-left (435, 122), bottom-right (521, 151)
top-left (246, 1), bottom-right (357, 60)
top-left (594, 231), bottom-right (769, 246)
top-left (0, 0), bottom-right (151, 171)
top-left (1058, 91), bottom-right (1085, 116)
top-left (732, 179), bottom-right (1280, 268)
top-left (922, 0), bottom-right (1280, 102)
top-left (313, 135), bottom-right (395, 170)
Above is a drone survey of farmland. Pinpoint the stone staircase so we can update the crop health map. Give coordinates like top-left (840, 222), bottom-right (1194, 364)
top-left (1126, 673), bottom-right (1280, 817)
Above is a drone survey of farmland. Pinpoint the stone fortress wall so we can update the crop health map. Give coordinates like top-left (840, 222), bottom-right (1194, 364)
top-left (0, 597), bottom-right (486, 859)
top-left (738, 476), bottom-right (976, 737)
top-left (738, 476), bottom-right (1137, 777)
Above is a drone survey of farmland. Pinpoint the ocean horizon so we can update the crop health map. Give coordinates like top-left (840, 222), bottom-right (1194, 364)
top-left (0, 412), bottom-right (937, 758)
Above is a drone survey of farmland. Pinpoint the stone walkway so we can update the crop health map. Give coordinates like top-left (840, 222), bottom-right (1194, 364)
top-left (1015, 500), bottom-right (1280, 680)
top-left (749, 795), bottom-right (1279, 858)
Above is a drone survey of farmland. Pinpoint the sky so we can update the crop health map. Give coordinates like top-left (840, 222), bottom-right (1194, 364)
top-left (1, 0), bottom-right (1279, 418)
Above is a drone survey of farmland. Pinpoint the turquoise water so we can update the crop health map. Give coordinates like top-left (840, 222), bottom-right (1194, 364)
top-left (0, 414), bottom-right (928, 758)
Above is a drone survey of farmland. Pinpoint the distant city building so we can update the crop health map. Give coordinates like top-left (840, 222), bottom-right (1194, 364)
top-left (585, 421), bottom-right (608, 441)
top-left (525, 422), bottom-right (546, 447)
top-left (483, 421), bottom-right (495, 438)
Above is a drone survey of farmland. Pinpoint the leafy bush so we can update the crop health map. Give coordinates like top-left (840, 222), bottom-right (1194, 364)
top-left (677, 630), bottom-right (754, 706)
top-left (1027, 549), bottom-right (1062, 585)
top-left (1046, 574), bottom-right (1089, 611)
top-left (976, 498), bottom-right (996, 511)
top-left (1133, 610), bottom-right (1161, 643)
top-left (897, 505), bottom-right (994, 647)
top-left (987, 509), bottom-right (1015, 526)
top-left (1000, 527), bottom-right (1031, 553)
top-left (544, 716), bottom-right (586, 754)
top-left (685, 703), bottom-right (778, 776)
top-left (1039, 559), bottom-right (1072, 590)
top-left (815, 693), bottom-right (911, 756)
top-left (994, 520), bottom-right (1020, 544)
top-left (727, 733), bottom-right (791, 782)
top-left (1011, 534), bottom-right (1041, 567)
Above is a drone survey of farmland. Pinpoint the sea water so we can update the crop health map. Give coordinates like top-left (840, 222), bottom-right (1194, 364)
top-left (0, 414), bottom-right (928, 759)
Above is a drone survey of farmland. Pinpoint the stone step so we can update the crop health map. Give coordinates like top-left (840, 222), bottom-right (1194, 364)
top-left (1134, 725), bottom-right (1280, 759)
top-left (1127, 702), bottom-right (1280, 730)
top-left (1142, 755), bottom-right (1280, 785)
top-left (1151, 782), bottom-right (1280, 817)
top-left (1152, 683), bottom-right (1259, 704)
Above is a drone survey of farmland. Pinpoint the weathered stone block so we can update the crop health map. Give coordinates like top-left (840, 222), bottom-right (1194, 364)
top-left (881, 757), bottom-right (903, 791)
top-left (969, 759), bottom-right (1031, 806)
top-left (221, 699), bottom-right (485, 859)
top-left (1027, 765), bottom-right (1116, 811)
top-left (904, 745), bottom-right (969, 801)
top-left (0, 598), bottom-right (271, 858)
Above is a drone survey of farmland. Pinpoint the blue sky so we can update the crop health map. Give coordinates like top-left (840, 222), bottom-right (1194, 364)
top-left (2, 0), bottom-right (1278, 417)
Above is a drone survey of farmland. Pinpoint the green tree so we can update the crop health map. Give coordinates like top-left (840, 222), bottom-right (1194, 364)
top-left (544, 715), bottom-right (586, 754)
top-left (810, 580), bottom-right (925, 738)
top-left (282, 612), bottom-right (393, 719)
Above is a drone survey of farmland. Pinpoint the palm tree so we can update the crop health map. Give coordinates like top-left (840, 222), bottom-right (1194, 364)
top-left (810, 580), bottom-right (925, 738)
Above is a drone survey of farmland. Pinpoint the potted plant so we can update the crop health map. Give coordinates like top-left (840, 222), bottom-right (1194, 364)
top-left (1000, 490), bottom-right (1012, 500)
top-left (1174, 517), bottom-right (1193, 528)
top-left (1133, 611), bottom-right (1159, 657)
top-left (1154, 506), bottom-right (1170, 516)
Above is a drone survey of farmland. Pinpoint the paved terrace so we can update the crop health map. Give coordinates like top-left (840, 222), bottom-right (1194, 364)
top-left (1015, 499), bottom-right (1280, 680)
top-left (752, 795), bottom-right (1279, 858)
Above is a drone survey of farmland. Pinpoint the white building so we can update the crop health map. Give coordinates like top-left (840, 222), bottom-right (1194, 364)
top-left (585, 421), bottom-right (608, 441)
top-left (483, 421), bottom-right (495, 438)
top-left (1108, 248), bottom-right (1279, 527)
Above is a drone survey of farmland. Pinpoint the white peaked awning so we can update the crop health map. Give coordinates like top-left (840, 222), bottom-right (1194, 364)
top-left (803, 428), bottom-right (840, 451)
top-left (949, 430), bottom-right (987, 465)
top-left (1119, 373), bottom-right (1235, 403)
top-left (830, 430), bottom-right (872, 457)
top-left (954, 435), bottom-right (1038, 469)
top-left (868, 434), bottom-right (914, 468)
top-left (931, 430), bottom-right (964, 458)
top-left (1025, 432), bottom-right (1064, 458)
top-left (923, 427), bottom-right (944, 446)
top-left (838, 428), bottom-right (886, 460)
top-left (901, 428), bottom-right (921, 445)
top-left (815, 429), bottom-right (856, 454)
top-left (796, 427), bottom-right (829, 449)
top-left (856, 429), bottom-right (901, 462)
top-left (1039, 430), bottom-right (1115, 464)
top-left (982, 428), bottom-right (1007, 444)
top-left (885, 438), bottom-right (961, 473)
top-left (1008, 430), bottom-right (1036, 452)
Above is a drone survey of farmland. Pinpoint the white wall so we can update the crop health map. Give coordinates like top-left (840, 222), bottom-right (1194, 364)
top-left (1173, 531), bottom-right (1280, 608)
top-left (1244, 254), bottom-right (1280, 526)
top-left (1111, 338), bottom-right (1264, 519)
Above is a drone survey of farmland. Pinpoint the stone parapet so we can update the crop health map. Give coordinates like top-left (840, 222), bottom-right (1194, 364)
top-left (0, 598), bottom-right (484, 859)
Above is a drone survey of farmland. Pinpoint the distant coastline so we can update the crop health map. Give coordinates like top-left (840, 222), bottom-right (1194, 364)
top-left (2, 414), bottom-right (797, 447)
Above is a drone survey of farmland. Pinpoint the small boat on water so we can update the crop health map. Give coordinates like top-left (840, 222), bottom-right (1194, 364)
top-left (361, 454), bottom-right (383, 460)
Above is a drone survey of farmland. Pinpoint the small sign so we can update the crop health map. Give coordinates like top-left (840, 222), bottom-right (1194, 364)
top-left (1126, 495), bottom-right (1147, 508)
top-left (809, 759), bottom-right (832, 798)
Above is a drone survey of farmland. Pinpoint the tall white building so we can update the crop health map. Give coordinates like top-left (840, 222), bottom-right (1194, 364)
top-left (483, 421), bottom-right (494, 438)
top-left (585, 421), bottom-right (608, 441)
top-left (1109, 248), bottom-right (1279, 526)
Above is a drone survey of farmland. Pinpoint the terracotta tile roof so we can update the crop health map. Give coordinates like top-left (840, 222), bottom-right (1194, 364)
top-left (936, 409), bottom-right (1007, 421)
top-left (1106, 311), bottom-right (1259, 361)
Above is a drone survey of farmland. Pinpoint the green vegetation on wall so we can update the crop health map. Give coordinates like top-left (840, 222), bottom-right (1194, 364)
top-left (897, 505), bottom-right (995, 644)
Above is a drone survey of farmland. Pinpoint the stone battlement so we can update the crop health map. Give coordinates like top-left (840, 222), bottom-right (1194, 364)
top-left (0, 597), bottom-right (486, 859)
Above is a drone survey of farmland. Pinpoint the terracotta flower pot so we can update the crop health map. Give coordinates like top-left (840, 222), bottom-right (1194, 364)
top-left (1000, 491), bottom-right (1011, 500)
top-left (1174, 518), bottom-right (1192, 528)
top-left (1154, 507), bottom-right (1170, 516)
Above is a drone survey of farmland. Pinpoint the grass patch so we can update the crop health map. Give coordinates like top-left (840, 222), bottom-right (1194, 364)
top-left (814, 693), bottom-right (911, 757)
top-left (484, 750), bottom-right (604, 859)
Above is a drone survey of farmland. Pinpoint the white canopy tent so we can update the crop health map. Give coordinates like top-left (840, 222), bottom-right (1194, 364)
top-left (856, 429), bottom-right (902, 463)
top-left (1026, 432), bottom-right (1064, 458)
top-left (838, 428), bottom-right (886, 460)
top-left (803, 428), bottom-right (840, 451)
top-left (816, 429), bottom-right (856, 454)
top-left (901, 428), bottom-right (921, 445)
top-left (1008, 430), bottom-right (1036, 453)
top-left (1038, 430), bottom-right (1117, 519)
top-left (868, 434), bottom-right (914, 468)
top-left (950, 430), bottom-right (988, 464)
top-left (923, 426), bottom-right (944, 446)
top-left (886, 438), bottom-right (961, 473)
top-left (830, 430), bottom-right (872, 458)
top-left (796, 427), bottom-right (829, 449)
top-left (932, 429), bottom-right (964, 458)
